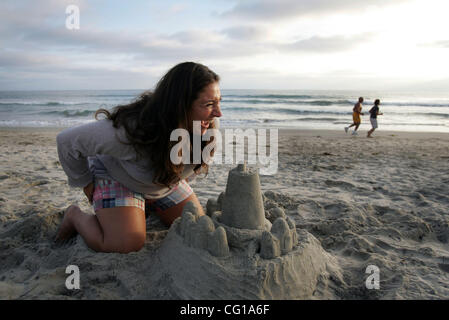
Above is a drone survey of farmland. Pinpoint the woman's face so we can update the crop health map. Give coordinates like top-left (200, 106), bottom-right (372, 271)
top-left (190, 82), bottom-right (222, 135)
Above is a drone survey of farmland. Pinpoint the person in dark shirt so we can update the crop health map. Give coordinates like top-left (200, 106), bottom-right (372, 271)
top-left (367, 99), bottom-right (383, 138)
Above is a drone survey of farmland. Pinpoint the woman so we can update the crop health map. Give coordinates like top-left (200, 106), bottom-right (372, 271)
top-left (367, 99), bottom-right (383, 138)
top-left (55, 62), bottom-right (222, 253)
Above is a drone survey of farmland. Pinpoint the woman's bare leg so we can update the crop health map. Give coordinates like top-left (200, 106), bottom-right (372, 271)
top-left (55, 192), bottom-right (202, 251)
top-left (154, 192), bottom-right (204, 227)
top-left (55, 205), bottom-right (146, 253)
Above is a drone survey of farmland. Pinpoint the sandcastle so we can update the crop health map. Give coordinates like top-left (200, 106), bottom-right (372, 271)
top-left (204, 163), bottom-right (298, 259)
top-left (147, 164), bottom-right (342, 299)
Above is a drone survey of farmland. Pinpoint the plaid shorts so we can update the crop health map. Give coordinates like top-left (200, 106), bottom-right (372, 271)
top-left (92, 178), bottom-right (193, 214)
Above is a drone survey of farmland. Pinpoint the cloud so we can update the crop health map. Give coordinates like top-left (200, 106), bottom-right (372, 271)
top-left (18, 25), bottom-right (268, 63)
top-left (222, 0), bottom-right (410, 21)
top-left (169, 3), bottom-right (188, 14)
top-left (0, 0), bottom-right (87, 32)
top-left (222, 25), bottom-right (269, 41)
top-left (0, 57), bottom-right (160, 90)
top-left (169, 29), bottom-right (225, 44)
top-left (0, 50), bottom-right (69, 68)
top-left (283, 33), bottom-right (375, 53)
top-left (0, 0), bottom-right (431, 91)
top-left (2, 1), bottom-right (265, 70)
top-left (22, 27), bottom-right (145, 53)
top-left (0, 1), bottom-right (376, 71)
top-left (419, 40), bottom-right (449, 48)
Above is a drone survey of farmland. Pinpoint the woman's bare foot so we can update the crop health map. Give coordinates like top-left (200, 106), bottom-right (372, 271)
top-left (54, 205), bottom-right (80, 242)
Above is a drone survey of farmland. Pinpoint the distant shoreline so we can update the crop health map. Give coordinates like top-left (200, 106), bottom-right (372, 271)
top-left (2, 89), bottom-right (448, 133)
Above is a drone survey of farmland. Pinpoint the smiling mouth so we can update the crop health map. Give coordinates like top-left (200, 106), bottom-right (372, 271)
top-left (201, 120), bottom-right (211, 129)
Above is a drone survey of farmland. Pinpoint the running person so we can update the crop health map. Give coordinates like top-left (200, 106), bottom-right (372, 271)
top-left (345, 97), bottom-right (364, 136)
top-left (367, 99), bottom-right (383, 138)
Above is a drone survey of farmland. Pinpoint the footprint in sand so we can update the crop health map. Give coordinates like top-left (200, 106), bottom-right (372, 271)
top-left (438, 264), bottom-right (449, 273)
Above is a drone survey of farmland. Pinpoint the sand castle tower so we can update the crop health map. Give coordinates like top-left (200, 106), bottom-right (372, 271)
top-left (146, 164), bottom-right (343, 299)
top-left (220, 163), bottom-right (266, 230)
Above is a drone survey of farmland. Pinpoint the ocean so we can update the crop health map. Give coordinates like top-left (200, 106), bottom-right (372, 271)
top-left (1, 89), bottom-right (448, 132)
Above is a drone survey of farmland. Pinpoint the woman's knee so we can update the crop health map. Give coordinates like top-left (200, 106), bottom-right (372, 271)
top-left (95, 207), bottom-right (147, 253)
top-left (104, 232), bottom-right (146, 253)
top-left (122, 233), bottom-right (146, 253)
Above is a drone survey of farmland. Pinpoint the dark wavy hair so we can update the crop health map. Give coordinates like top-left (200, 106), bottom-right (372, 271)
top-left (95, 62), bottom-right (220, 187)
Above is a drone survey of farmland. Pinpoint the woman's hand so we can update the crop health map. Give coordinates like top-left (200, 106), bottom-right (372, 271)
top-left (83, 182), bottom-right (94, 204)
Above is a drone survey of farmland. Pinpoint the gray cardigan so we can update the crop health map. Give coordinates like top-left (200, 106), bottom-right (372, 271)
top-left (56, 119), bottom-right (196, 199)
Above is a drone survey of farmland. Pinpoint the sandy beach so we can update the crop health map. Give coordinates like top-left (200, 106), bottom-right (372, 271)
top-left (1, 126), bottom-right (448, 299)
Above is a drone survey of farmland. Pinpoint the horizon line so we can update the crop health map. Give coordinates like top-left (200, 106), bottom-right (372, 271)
top-left (1, 88), bottom-right (448, 93)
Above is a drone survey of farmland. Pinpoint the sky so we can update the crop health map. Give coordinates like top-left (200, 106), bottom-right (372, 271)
top-left (1, 0), bottom-right (449, 91)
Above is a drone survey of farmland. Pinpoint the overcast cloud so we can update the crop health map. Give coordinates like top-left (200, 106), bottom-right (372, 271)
top-left (221, 0), bottom-right (410, 20)
top-left (0, 0), bottom-right (448, 90)
top-left (283, 33), bottom-right (375, 53)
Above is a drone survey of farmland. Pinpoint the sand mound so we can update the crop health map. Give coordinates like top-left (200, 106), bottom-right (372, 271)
top-left (139, 164), bottom-right (343, 299)
top-left (146, 225), bottom-right (341, 299)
